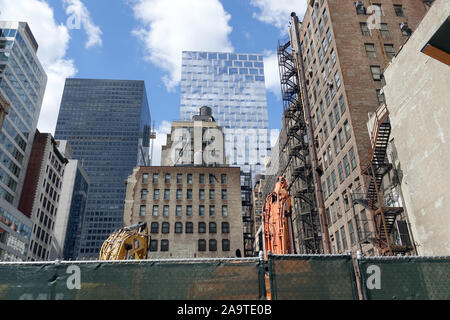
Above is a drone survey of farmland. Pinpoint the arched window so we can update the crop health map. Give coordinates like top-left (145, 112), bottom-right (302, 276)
top-left (162, 222), bottom-right (170, 234)
top-left (209, 222), bottom-right (217, 234)
top-left (209, 239), bottom-right (217, 251)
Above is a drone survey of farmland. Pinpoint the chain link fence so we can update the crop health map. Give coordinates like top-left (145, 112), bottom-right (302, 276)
top-left (358, 256), bottom-right (450, 300)
top-left (1, 255), bottom-right (449, 300)
top-left (0, 258), bottom-right (265, 300)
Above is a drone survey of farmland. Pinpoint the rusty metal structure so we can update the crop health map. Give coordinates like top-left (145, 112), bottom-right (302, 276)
top-left (274, 13), bottom-right (330, 254)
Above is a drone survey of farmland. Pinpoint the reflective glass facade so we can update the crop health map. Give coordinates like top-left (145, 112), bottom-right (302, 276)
top-left (0, 22), bottom-right (46, 207)
top-left (180, 51), bottom-right (270, 175)
top-left (54, 79), bottom-right (151, 259)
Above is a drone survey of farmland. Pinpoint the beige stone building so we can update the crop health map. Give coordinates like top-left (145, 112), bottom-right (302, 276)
top-left (161, 106), bottom-right (226, 167)
top-left (381, 0), bottom-right (450, 256)
top-left (123, 166), bottom-right (244, 258)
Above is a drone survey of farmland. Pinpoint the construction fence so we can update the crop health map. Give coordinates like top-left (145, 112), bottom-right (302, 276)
top-left (0, 255), bottom-right (449, 300)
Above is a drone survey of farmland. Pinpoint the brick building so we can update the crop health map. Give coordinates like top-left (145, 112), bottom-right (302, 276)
top-left (123, 166), bottom-right (244, 258)
top-left (280, 0), bottom-right (427, 255)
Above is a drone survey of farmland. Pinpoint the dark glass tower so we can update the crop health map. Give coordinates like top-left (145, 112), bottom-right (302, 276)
top-left (54, 79), bottom-right (151, 259)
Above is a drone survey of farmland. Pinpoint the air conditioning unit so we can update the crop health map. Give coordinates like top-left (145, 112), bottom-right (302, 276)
top-left (327, 81), bottom-right (334, 87)
top-left (308, 68), bottom-right (313, 77)
top-left (400, 22), bottom-right (409, 31)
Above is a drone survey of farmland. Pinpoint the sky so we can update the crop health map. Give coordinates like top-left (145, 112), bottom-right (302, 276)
top-left (0, 0), bottom-right (308, 164)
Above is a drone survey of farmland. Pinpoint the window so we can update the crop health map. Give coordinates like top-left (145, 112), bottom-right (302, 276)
top-left (162, 222), bottom-right (170, 234)
top-left (339, 95), bottom-right (346, 114)
top-left (325, 90), bottom-right (331, 106)
top-left (209, 205), bottom-right (215, 217)
top-left (149, 240), bottom-right (158, 252)
top-left (163, 205), bottom-right (169, 217)
top-left (141, 189), bottom-right (147, 200)
top-left (187, 189), bottom-right (192, 199)
top-left (175, 222), bottom-right (182, 233)
top-left (322, 181), bottom-right (328, 200)
top-left (349, 148), bottom-right (357, 170)
top-left (221, 189), bottom-right (227, 200)
top-left (209, 174), bottom-right (215, 184)
top-left (331, 170), bottom-right (338, 190)
top-left (329, 113), bottom-right (335, 130)
top-left (355, 2), bottom-right (366, 15)
top-left (222, 239), bottom-right (230, 252)
top-left (152, 205), bottom-right (159, 217)
top-left (323, 151), bottom-right (329, 169)
top-left (323, 122), bottom-right (329, 140)
top-left (221, 174), bottom-right (227, 184)
top-left (331, 49), bottom-right (336, 64)
top-left (336, 231), bottom-right (342, 252)
top-left (400, 23), bottom-right (410, 36)
top-left (394, 4), bottom-right (404, 17)
top-left (209, 239), bottom-right (217, 251)
top-left (176, 189), bottom-right (182, 200)
top-left (328, 145), bottom-right (333, 164)
top-left (142, 173), bottom-right (148, 184)
top-left (199, 205), bottom-right (205, 217)
top-left (198, 239), bottom-right (206, 251)
top-left (222, 222), bottom-right (230, 233)
top-left (139, 205), bottom-right (146, 217)
top-left (334, 104), bottom-right (341, 123)
top-left (151, 222), bottom-right (159, 234)
top-left (338, 162), bottom-right (345, 182)
top-left (176, 205), bottom-right (182, 217)
top-left (365, 43), bottom-right (376, 58)
top-left (161, 240), bottom-right (169, 252)
top-left (360, 22), bottom-right (370, 36)
top-left (153, 189), bottom-right (160, 200)
top-left (323, 8), bottom-right (328, 23)
top-left (209, 189), bottom-right (215, 200)
top-left (164, 173), bottom-right (170, 184)
top-left (199, 174), bottom-right (205, 184)
top-left (376, 89), bottom-right (385, 105)
top-left (177, 173), bottom-right (182, 184)
top-left (344, 120), bottom-right (351, 141)
top-left (164, 189), bottom-right (170, 200)
top-left (209, 222), bottom-right (217, 233)
top-left (152, 173), bottom-right (158, 184)
top-left (348, 220), bottom-right (355, 246)
top-left (318, 47), bottom-right (323, 62)
top-left (199, 189), bottom-right (205, 200)
top-left (322, 38), bottom-right (328, 53)
top-left (333, 136), bottom-right (340, 155)
top-left (186, 205), bottom-right (192, 216)
top-left (199, 222), bottom-right (206, 233)
top-left (380, 23), bottom-right (390, 39)
top-left (187, 173), bottom-right (192, 184)
top-left (326, 28), bottom-right (332, 43)
top-left (334, 72), bottom-right (341, 89)
top-left (343, 155), bottom-right (351, 176)
top-left (186, 222), bottom-right (194, 233)
top-left (384, 44), bottom-right (395, 59)
top-left (222, 205), bottom-right (228, 217)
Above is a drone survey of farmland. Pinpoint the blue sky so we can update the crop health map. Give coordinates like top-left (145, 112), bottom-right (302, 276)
top-left (1, 0), bottom-right (308, 162)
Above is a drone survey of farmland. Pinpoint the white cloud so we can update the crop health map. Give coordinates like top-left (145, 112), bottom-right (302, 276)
top-left (250, 0), bottom-right (307, 32)
top-left (150, 120), bottom-right (172, 166)
top-left (63, 0), bottom-right (103, 49)
top-left (263, 50), bottom-right (281, 97)
top-left (0, 0), bottom-right (77, 134)
top-left (130, 0), bottom-right (234, 91)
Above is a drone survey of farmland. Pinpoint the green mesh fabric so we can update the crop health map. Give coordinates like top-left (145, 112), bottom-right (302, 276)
top-left (268, 255), bottom-right (358, 300)
top-left (359, 257), bottom-right (450, 300)
top-left (0, 259), bottom-right (265, 300)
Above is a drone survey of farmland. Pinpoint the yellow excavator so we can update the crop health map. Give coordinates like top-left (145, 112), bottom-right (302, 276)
top-left (99, 222), bottom-right (150, 260)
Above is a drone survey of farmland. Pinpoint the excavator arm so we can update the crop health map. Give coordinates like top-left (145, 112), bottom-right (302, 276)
top-left (99, 222), bottom-right (150, 260)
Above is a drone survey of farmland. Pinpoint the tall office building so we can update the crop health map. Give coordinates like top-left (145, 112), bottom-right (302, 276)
top-left (54, 79), bottom-right (151, 259)
top-left (0, 22), bottom-right (47, 261)
top-left (276, 1), bottom-right (427, 255)
top-left (180, 51), bottom-right (271, 176)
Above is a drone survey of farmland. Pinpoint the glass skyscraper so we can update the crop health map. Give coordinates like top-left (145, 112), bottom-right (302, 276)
top-left (54, 79), bottom-right (151, 259)
top-left (0, 22), bottom-right (46, 261)
top-left (180, 51), bottom-right (270, 175)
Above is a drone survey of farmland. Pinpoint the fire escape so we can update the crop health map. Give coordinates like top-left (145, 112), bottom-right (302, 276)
top-left (277, 39), bottom-right (322, 254)
top-left (241, 171), bottom-right (255, 257)
top-left (358, 104), bottom-right (410, 255)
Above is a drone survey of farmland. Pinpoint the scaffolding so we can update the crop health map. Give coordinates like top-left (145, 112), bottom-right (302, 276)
top-left (275, 34), bottom-right (324, 254)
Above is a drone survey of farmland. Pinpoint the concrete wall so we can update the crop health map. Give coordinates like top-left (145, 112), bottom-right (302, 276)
top-left (383, 0), bottom-right (450, 255)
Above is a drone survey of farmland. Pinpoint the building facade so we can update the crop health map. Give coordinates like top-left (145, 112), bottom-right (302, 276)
top-left (281, 0), bottom-right (427, 255)
top-left (123, 166), bottom-right (244, 258)
top-left (381, 0), bottom-right (450, 255)
top-left (0, 94), bottom-right (9, 130)
top-left (54, 79), bottom-right (151, 259)
top-left (0, 22), bottom-right (47, 261)
top-left (180, 51), bottom-right (271, 176)
top-left (52, 141), bottom-right (89, 261)
top-left (18, 131), bottom-right (68, 261)
top-left (161, 106), bottom-right (226, 167)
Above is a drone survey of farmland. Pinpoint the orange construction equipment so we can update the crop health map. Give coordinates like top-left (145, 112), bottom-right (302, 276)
top-left (263, 176), bottom-right (296, 258)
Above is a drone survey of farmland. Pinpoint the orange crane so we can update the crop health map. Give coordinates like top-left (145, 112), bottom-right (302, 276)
top-left (263, 176), bottom-right (296, 258)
